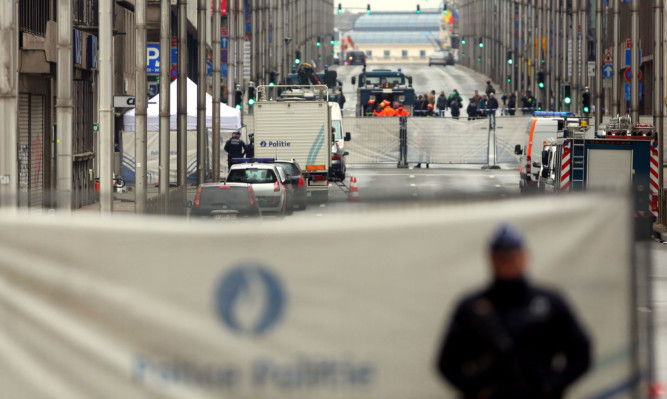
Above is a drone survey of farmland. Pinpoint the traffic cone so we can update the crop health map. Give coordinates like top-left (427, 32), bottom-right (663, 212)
top-left (348, 177), bottom-right (361, 202)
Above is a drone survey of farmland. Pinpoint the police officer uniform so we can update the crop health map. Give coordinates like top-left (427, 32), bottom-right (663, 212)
top-left (224, 132), bottom-right (248, 168)
top-left (437, 226), bottom-right (591, 399)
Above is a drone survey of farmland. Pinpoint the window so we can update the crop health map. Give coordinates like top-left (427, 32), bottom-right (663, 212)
top-left (384, 50), bottom-right (390, 58)
top-left (420, 50), bottom-right (426, 57)
top-left (366, 50), bottom-right (372, 57)
top-left (402, 50), bottom-right (408, 58)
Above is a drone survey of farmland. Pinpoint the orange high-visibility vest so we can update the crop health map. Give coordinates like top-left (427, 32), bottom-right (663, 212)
top-left (395, 106), bottom-right (409, 116)
top-left (382, 106), bottom-right (396, 117)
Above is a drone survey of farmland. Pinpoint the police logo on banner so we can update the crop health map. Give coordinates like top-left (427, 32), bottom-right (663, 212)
top-left (215, 264), bottom-right (286, 336)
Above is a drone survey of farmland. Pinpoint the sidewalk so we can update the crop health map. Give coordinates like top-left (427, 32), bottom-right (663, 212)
top-left (75, 184), bottom-right (197, 214)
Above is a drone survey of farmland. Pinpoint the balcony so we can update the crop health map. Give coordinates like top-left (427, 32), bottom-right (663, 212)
top-left (19, 0), bottom-right (50, 37)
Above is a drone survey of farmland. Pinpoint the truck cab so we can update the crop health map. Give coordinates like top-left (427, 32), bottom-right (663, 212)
top-left (352, 69), bottom-right (414, 116)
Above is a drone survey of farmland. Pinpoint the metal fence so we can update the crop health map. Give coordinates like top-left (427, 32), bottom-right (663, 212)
top-left (19, 0), bottom-right (50, 36)
top-left (407, 118), bottom-right (490, 165)
top-left (146, 186), bottom-right (186, 216)
top-left (346, 117), bottom-right (401, 164)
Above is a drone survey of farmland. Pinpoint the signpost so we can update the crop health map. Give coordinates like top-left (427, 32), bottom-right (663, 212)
top-left (602, 64), bottom-right (613, 79)
top-left (113, 96), bottom-right (136, 108)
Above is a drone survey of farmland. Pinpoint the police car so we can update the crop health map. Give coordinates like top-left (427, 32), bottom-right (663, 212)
top-left (225, 159), bottom-right (291, 215)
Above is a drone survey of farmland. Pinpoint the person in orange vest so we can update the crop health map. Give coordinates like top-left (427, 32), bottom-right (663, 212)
top-left (394, 101), bottom-right (410, 116)
top-left (382, 100), bottom-right (396, 117)
top-left (374, 102), bottom-right (384, 117)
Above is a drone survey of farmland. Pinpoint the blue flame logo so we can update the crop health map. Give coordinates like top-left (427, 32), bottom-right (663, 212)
top-left (214, 264), bottom-right (286, 336)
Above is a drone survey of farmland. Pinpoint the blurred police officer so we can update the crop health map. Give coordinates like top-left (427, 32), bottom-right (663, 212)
top-left (246, 133), bottom-right (255, 158)
top-left (223, 131), bottom-right (248, 168)
top-left (437, 225), bottom-right (591, 399)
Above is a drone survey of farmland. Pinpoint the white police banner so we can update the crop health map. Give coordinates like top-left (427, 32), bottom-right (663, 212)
top-left (0, 195), bottom-right (637, 398)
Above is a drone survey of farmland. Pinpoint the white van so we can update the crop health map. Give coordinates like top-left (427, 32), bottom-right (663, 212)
top-left (329, 102), bottom-right (351, 180)
top-left (514, 118), bottom-right (561, 193)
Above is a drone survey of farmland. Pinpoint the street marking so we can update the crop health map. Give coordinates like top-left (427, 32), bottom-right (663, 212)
top-left (410, 183), bottom-right (417, 187)
top-left (320, 204), bottom-right (326, 208)
top-left (409, 175), bottom-right (415, 178)
top-left (489, 175), bottom-right (496, 179)
top-left (495, 184), bottom-right (502, 188)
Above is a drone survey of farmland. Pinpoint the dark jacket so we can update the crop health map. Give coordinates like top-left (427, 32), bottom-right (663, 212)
top-left (449, 100), bottom-right (461, 117)
top-left (224, 137), bottom-right (247, 159)
top-left (466, 102), bottom-right (477, 117)
top-left (487, 97), bottom-right (499, 111)
top-left (436, 94), bottom-right (448, 110)
top-left (486, 84), bottom-right (496, 97)
top-left (246, 141), bottom-right (255, 158)
top-left (437, 279), bottom-right (591, 399)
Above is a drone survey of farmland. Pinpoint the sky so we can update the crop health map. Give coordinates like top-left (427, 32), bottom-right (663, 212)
top-left (334, 0), bottom-right (445, 13)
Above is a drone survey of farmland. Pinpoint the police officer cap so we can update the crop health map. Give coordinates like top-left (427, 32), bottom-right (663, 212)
top-left (232, 131), bottom-right (241, 135)
top-left (489, 224), bottom-right (524, 251)
top-left (249, 133), bottom-right (254, 138)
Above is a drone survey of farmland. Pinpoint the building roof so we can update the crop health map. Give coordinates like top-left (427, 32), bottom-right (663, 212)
top-left (353, 13), bottom-right (441, 32)
top-left (347, 30), bottom-right (438, 44)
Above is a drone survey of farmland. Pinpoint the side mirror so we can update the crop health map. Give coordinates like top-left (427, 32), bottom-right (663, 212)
top-left (184, 200), bottom-right (193, 208)
top-left (532, 161), bottom-right (541, 168)
top-left (541, 168), bottom-right (551, 178)
top-left (345, 132), bottom-right (351, 141)
top-left (514, 145), bottom-right (522, 155)
top-left (542, 151), bottom-right (549, 166)
top-left (344, 151), bottom-right (350, 156)
top-left (351, 76), bottom-right (356, 85)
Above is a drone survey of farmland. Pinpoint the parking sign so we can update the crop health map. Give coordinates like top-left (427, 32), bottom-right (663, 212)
top-left (147, 43), bottom-right (160, 74)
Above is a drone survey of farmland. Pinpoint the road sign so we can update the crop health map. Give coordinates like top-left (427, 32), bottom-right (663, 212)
top-left (221, 49), bottom-right (228, 63)
top-left (603, 79), bottom-right (612, 89)
top-left (587, 61), bottom-right (595, 77)
top-left (114, 96), bottom-right (136, 108)
top-left (221, 27), bottom-right (228, 36)
top-left (170, 64), bottom-right (178, 80)
top-left (625, 83), bottom-right (631, 101)
top-left (221, 63), bottom-right (228, 77)
top-left (93, 123), bottom-right (99, 133)
top-left (221, 36), bottom-right (228, 50)
top-left (602, 64), bottom-right (613, 79)
top-left (206, 61), bottom-right (213, 76)
top-left (147, 43), bottom-right (160, 74)
top-left (626, 39), bottom-right (632, 49)
top-left (624, 68), bottom-right (642, 82)
top-left (603, 50), bottom-right (612, 64)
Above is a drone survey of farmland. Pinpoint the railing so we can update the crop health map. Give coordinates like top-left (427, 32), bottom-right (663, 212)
top-left (73, 0), bottom-right (99, 27)
top-left (146, 186), bottom-right (187, 216)
top-left (19, 0), bottom-right (50, 37)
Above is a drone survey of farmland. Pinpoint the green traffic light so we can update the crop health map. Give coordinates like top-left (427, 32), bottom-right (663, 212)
top-left (478, 57), bottom-right (481, 62)
top-left (479, 43), bottom-right (484, 48)
top-left (366, 9), bottom-right (370, 14)
top-left (462, 39), bottom-right (466, 45)
top-left (338, 9), bottom-right (342, 14)
top-left (235, 104), bottom-right (242, 110)
top-left (317, 42), bottom-right (321, 47)
top-left (508, 59), bottom-right (513, 65)
top-left (564, 97), bottom-right (571, 104)
top-left (538, 82), bottom-right (544, 89)
top-left (507, 78), bottom-right (511, 83)
top-left (295, 59), bottom-right (300, 64)
top-left (461, 53), bottom-right (465, 57)
top-left (269, 82), bottom-right (275, 86)
top-left (248, 99), bottom-right (255, 105)
top-left (583, 106), bottom-right (589, 113)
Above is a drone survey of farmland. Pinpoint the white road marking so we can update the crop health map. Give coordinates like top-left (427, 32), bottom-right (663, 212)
top-left (410, 183), bottom-right (417, 187)
top-left (495, 184), bottom-right (502, 188)
top-left (320, 204), bottom-right (326, 208)
top-left (410, 175), bottom-right (415, 178)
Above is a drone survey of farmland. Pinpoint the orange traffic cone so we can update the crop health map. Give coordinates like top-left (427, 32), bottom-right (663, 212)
top-left (348, 177), bottom-right (361, 202)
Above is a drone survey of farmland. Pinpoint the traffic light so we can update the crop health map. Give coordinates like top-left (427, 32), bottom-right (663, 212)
top-left (461, 36), bottom-right (466, 45)
top-left (269, 71), bottom-right (278, 86)
top-left (562, 84), bottom-right (571, 105)
top-left (506, 50), bottom-right (513, 65)
top-left (234, 86), bottom-right (243, 110)
top-left (295, 50), bottom-right (301, 65)
top-left (478, 37), bottom-right (484, 48)
top-left (537, 72), bottom-right (545, 89)
top-left (443, 3), bottom-right (448, 14)
top-left (507, 74), bottom-right (511, 83)
top-left (416, 5), bottom-right (421, 14)
top-left (582, 91), bottom-right (591, 114)
top-left (366, 4), bottom-right (370, 14)
top-left (316, 36), bottom-right (321, 47)
top-left (247, 83), bottom-right (256, 106)
top-left (330, 35), bottom-right (335, 45)
top-left (337, 3), bottom-right (342, 13)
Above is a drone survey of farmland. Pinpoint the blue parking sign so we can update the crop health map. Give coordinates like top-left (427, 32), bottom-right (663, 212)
top-left (147, 43), bottom-right (161, 74)
top-left (624, 83), bottom-right (631, 101)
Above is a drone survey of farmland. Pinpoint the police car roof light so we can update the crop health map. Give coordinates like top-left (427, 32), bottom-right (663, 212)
top-left (231, 157), bottom-right (277, 164)
top-left (533, 111), bottom-right (576, 117)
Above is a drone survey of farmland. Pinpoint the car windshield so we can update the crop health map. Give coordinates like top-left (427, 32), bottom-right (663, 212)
top-left (275, 163), bottom-right (301, 178)
top-left (199, 186), bottom-right (251, 207)
top-left (432, 52), bottom-right (447, 58)
top-left (332, 121), bottom-right (343, 140)
top-left (227, 168), bottom-right (277, 184)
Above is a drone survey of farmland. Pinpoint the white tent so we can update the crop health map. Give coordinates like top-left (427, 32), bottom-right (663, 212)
top-left (122, 78), bottom-right (241, 131)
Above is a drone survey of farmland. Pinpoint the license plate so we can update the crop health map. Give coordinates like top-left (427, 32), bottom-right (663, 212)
top-left (215, 214), bottom-right (237, 220)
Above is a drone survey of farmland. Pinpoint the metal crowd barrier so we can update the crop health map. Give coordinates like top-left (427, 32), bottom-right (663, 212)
top-left (146, 185), bottom-right (186, 216)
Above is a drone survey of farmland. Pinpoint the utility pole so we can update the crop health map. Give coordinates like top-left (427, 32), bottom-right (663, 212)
top-left (571, 0), bottom-right (579, 113)
top-left (581, 0), bottom-right (588, 107)
top-left (238, 0), bottom-right (245, 111)
top-left (630, 0), bottom-right (639, 121)
top-left (99, 0), bottom-right (114, 214)
top-left (612, 0), bottom-right (620, 115)
top-left (0, 0), bottom-right (18, 213)
top-left (159, 0), bottom-right (170, 203)
top-left (197, 0), bottom-right (206, 185)
top-left (135, 0), bottom-right (147, 213)
top-left (595, 0), bottom-right (602, 131)
top-left (212, 0), bottom-right (221, 182)
top-left (654, 0), bottom-right (664, 225)
top-left (57, 0), bottom-right (73, 213)
top-left (177, 0), bottom-right (187, 187)
top-left (228, 0), bottom-right (235, 107)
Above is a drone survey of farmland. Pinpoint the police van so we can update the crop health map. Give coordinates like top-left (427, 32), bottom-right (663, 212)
top-left (253, 85), bottom-right (332, 202)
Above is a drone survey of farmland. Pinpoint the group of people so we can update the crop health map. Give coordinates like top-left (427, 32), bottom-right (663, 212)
top-left (414, 89), bottom-right (464, 118)
top-left (366, 99), bottom-right (411, 117)
top-left (223, 131), bottom-right (254, 168)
